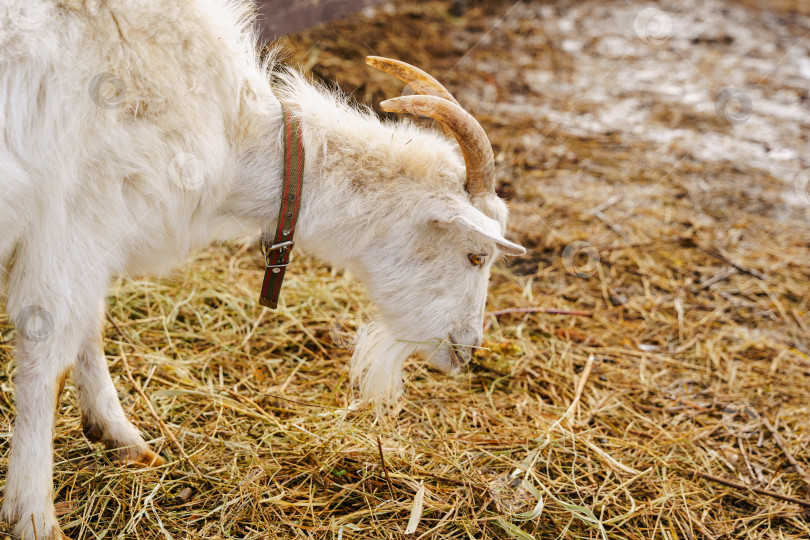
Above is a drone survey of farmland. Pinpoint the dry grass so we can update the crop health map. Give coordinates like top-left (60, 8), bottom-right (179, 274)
top-left (2, 0), bottom-right (810, 538)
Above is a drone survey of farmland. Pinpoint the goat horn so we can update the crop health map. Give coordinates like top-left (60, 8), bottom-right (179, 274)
top-left (366, 56), bottom-right (458, 139)
top-left (380, 95), bottom-right (494, 197)
top-left (365, 56), bottom-right (460, 106)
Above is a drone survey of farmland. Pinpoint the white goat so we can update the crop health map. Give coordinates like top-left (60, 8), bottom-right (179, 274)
top-left (0, 0), bottom-right (524, 537)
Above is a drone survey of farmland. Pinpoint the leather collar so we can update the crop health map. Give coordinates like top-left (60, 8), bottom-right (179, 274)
top-left (259, 102), bottom-right (305, 309)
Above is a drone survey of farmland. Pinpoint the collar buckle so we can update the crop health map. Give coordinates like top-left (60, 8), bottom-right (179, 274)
top-left (261, 239), bottom-right (294, 267)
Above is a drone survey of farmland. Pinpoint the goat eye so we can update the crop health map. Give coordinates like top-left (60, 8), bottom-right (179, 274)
top-left (468, 253), bottom-right (485, 266)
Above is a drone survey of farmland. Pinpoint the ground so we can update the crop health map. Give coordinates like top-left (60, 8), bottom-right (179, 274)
top-left (1, 0), bottom-right (810, 539)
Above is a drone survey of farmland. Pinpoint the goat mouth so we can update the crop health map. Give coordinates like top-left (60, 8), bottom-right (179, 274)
top-left (447, 336), bottom-right (463, 368)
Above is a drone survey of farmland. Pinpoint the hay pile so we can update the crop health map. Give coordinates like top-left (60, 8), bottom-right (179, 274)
top-left (2, 0), bottom-right (809, 538)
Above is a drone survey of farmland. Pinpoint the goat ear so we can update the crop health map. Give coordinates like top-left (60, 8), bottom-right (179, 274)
top-left (432, 201), bottom-right (526, 256)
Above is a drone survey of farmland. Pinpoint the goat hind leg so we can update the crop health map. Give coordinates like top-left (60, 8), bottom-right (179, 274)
top-left (74, 327), bottom-right (165, 468)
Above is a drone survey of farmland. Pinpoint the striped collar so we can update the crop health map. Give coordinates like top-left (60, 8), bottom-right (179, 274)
top-left (259, 102), bottom-right (304, 309)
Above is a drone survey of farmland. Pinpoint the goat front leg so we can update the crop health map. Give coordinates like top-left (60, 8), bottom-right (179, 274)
top-left (74, 323), bottom-right (164, 468)
top-left (2, 237), bottom-right (120, 538)
top-left (0, 337), bottom-right (71, 540)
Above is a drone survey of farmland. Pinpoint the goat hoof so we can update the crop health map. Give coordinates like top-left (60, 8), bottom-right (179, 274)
top-left (121, 447), bottom-right (166, 468)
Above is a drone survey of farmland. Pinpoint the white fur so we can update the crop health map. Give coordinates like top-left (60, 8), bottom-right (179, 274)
top-left (0, 0), bottom-right (523, 537)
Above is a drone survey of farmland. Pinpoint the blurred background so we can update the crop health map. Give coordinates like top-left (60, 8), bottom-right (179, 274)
top-left (259, 1), bottom-right (810, 538)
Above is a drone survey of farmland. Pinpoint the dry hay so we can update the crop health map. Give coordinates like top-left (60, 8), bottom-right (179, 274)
top-left (2, 0), bottom-right (810, 539)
